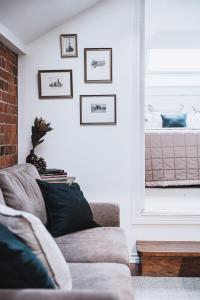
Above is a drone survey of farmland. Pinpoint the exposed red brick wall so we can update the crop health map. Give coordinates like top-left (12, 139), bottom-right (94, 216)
top-left (0, 41), bottom-right (18, 169)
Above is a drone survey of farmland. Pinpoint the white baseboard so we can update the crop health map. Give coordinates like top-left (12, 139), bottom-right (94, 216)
top-left (130, 253), bottom-right (141, 264)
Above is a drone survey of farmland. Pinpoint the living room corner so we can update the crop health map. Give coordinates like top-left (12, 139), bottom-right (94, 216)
top-left (0, 0), bottom-right (200, 299)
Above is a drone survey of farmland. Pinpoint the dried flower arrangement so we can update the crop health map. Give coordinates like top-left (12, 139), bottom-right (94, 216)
top-left (26, 117), bottom-right (53, 173)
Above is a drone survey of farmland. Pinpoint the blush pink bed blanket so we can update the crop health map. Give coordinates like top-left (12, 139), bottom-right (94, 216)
top-left (145, 129), bottom-right (200, 187)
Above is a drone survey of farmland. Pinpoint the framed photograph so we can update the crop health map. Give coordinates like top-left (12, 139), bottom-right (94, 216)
top-left (80, 94), bottom-right (116, 125)
top-left (38, 70), bottom-right (73, 99)
top-left (60, 34), bottom-right (78, 58)
top-left (84, 48), bottom-right (112, 83)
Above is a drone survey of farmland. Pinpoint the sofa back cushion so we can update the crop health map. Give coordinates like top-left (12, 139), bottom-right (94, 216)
top-left (0, 190), bottom-right (5, 205)
top-left (0, 164), bottom-right (47, 224)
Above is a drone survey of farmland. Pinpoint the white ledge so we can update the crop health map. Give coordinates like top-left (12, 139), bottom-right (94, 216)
top-left (0, 23), bottom-right (26, 55)
top-left (133, 209), bottom-right (200, 224)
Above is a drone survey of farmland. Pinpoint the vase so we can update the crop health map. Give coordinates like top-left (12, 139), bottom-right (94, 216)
top-left (26, 149), bottom-right (38, 165)
top-left (26, 149), bottom-right (47, 174)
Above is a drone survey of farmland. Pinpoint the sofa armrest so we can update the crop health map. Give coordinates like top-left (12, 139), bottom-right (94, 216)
top-left (0, 290), bottom-right (119, 300)
top-left (90, 202), bottom-right (120, 227)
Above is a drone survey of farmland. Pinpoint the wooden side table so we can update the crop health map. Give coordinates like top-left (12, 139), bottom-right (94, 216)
top-left (137, 240), bottom-right (200, 277)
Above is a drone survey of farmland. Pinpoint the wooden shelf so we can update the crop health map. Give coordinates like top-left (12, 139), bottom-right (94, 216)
top-left (137, 240), bottom-right (200, 277)
top-left (137, 240), bottom-right (200, 257)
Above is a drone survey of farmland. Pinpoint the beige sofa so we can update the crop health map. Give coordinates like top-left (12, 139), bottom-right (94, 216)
top-left (0, 163), bottom-right (133, 300)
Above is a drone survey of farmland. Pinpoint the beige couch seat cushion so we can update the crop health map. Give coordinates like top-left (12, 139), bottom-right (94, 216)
top-left (55, 227), bottom-right (129, 265)
top-left (69, 263), bottom-right (133, 300)
top-left (0, 204), bottom-right (72, 290)
top-left (0, 163), bottom-right (47, 224)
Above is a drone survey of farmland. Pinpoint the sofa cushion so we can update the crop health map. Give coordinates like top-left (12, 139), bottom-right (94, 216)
top-left (0, 189), bottom-right (5, 205)
top-left (69, 263), bottom-right (133, 300)
top-left (0, 290), bottom-right (120, 300)
top-left (89, 202), bottom-right (120, 227)
top-left (37, 180), bottom-right (99, 237)
top-left (55, 227), bottom-right (129, 265)
top-left (0, 163), bottom-right (47, 224)
top-left (0, 204), bottom-right (72, 290)
top-left (0, 223), bottom-right (55, 289)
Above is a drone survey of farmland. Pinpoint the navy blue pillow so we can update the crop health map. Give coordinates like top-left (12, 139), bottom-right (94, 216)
top-left (161, 113), bottom-right (187, 128)
top-left (0, 223), bottom-right (55, 289)
top-left (36, 180), bottom-right (100, 237)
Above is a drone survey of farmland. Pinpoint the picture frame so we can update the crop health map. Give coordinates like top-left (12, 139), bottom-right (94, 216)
top-left (60, 34), bottom-right (78, 58)
top-left (84, 48), bottom-right (112, 83)
top-left (38, 70), bottom-right (73, 99)
top-left (80, 94), bottom-right (116, 125)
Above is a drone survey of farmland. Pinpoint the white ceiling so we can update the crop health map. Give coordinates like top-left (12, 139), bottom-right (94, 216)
top-left (0, 0), bottom-right (101, 44)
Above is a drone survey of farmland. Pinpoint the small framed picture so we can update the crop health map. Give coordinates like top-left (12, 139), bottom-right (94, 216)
top-left (38, 70), bottom-right (73, 99)
top-left (60, 34), bottom-right (78, 58)
top-left (84, 48), bottom-right (112, 83)
top-left (80, 94), bottom-right (116, 125)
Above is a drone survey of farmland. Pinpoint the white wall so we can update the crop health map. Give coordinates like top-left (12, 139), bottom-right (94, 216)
top-left (145, 0), bottom-right (200, 49)
top-left (18, 0), bottom-right (200, 257)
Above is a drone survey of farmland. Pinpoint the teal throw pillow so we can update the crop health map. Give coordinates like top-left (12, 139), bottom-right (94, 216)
top-left (0, 223), bottom-right (55, 289)
top-left (161, 113), bottom-right (187, 128)
top-left (36, 180), bottom-right (100, 237)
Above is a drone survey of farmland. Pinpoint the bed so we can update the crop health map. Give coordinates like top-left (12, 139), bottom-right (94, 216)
top-left (145, 129), bottom-right (200, 187)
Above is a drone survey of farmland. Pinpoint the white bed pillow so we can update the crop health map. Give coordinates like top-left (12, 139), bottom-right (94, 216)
top-left (192, 106), bottom-right (200, 113)
top-left (187, 112), bottom-right (200, 128)
top-left (0, 204), bottom-right (72, 290)
top-left (145, 112), bottom-right (162, 129)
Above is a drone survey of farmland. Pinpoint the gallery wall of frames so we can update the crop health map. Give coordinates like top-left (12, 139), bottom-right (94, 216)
top-left (38, 34), bottom-right (116, 126)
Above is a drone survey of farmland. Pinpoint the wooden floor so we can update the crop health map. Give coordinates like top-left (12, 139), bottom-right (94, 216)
top-left (137, 241), bottom-right (200, 277)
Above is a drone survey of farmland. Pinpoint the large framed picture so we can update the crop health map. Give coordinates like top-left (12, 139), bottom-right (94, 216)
top-left (80, 94), bottom-right (116, 125)
top-left (38, 70), bottom-right (73, 99)
top-left (84, 48), bottom-right (112, 83)
top-left (60, 34), bottom-right (78, 58)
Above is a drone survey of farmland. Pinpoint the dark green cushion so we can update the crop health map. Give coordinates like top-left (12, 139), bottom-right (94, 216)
top-left (36, 180), bottom-right (100, 237)
top-left (0, 223), bottom-right (55, 289)
top-left (161, 113), bottom-right (187, 128)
